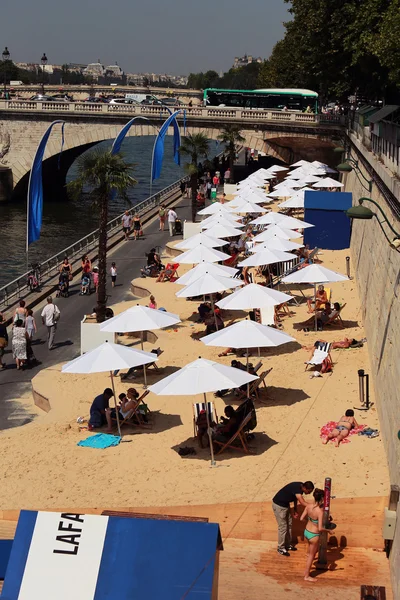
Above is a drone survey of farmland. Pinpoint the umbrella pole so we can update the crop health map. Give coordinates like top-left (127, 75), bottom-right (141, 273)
top-left (314, 283), bottom-right (318, 332)
top-left (109, 371), bottom-right (121, 438)
top-left (246, 349), bottom-right (250, 397)
top-left (211, 296), bottom-right (219, 331)
top-left (141, 331), bottom-right (148, 388)
top-left (204, 392), bottom-right (216, 466)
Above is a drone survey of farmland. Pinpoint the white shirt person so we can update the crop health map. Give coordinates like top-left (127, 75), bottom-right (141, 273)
top-left (41, 296), bottom-right (60, 350)
top-left (167, 209), bottom-right (177, 236)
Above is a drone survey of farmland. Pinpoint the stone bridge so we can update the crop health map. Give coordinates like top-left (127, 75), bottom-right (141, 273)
top-left (0, 100), bottom-right (344, 201)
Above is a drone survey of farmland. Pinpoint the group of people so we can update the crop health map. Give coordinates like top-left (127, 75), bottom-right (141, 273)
top-left (159, 206), bottom-right (180, 237)
top-left (121, 211), bottom-right (143, 241)
top-left (88, 387), bottom-right (147, 432)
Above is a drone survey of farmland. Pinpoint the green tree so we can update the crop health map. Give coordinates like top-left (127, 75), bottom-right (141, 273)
top-left (67, 150), bottom-right (136, 322)
top-left (217, 125), bottom-right (245, 183)
top-left (179, 133), bottom-right (209, 222)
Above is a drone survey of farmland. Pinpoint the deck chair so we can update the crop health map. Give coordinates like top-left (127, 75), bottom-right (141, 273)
top-left (223, 253), bottom-right (240, 268)
top-left (214, 412), bottom-right (253, 456)
top-left (162, 263), bottom-right (180, 282)
top-left (305, 342), bottom-right (333, 372)
top-left (113, 390), bottom-right (152, 429)
top-left (238, 367), bottom-right (273, 402)
top-left (324, 303), bottom-right (346, 328)
top-left (192, 401), bottom-right (218, 437)
top-left (260, 306), bottom-right (276, 326)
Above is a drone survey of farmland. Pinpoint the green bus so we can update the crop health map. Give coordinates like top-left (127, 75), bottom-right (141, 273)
top-left (203, 88), bottom-right (318, 113)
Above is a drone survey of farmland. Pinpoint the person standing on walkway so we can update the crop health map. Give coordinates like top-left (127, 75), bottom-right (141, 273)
top-left (0, 315), bottom-right (9, 369)
top-left (122, 210), bottom-right (132, 241)
top-left (158, 204), bottom-right (166, 231)
top-left (12, 320), bottom-right (28, 370)
top-left (133, 214), bottom-right (142, 240)
top-left (14, 300), bottom-right (28, 325)
top-left (272, 480), bottom-right (314, 556)
top-left (25, 309), bottom-right (37, 341)
top-left (41, 296), bottom-right (60, 350)
top-left (110, 262), bottom-right (117, 288)
top-left (168, 207), bottom-right (177, 236)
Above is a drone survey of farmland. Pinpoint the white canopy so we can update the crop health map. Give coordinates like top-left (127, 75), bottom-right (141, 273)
top-left (290, 160), bottom-right (312, 168)
top-left (197, 203), bottom-right (236, 215)
top-left (231, 201), bottom-right (266, 214)
top-left (252, 226), bottom-right (298, 241)
top-left (312, 177), bottom-right (344, 188)
top-left (100, 306), bottom-right (181, 333)
top-left (203, 224), bottom-right (243, 238)
top-left (61, 341), bottom-right (158, 373)
top-left (202, 319), bottom-right (295, 349)
top-left (282, 264), bottom-right (348, 284)
top-left (175, 272), bottom-right (242, 298)
top-left (250, 213), bottom-right (313, 229)
top-left (174, 233), bottom-right (228, 250)
top-left (174, 245), bottom-right (231, 264)
top-left (216, 282), bottom-right (293, 310)
top-left (268, 187), bottom-right (294, 198)
top-left (278, 188), bottom-right (315, 209)
top-left (238, 248), bottom-right (295, 267)
top-left (174, 262), bottom-right (239, 286)
top-left (268, 165), bottom-right (289, 172)
top-left (200, 214), bottom-right (242, 227)
top-left (252, 238), bottom-right (303, 252)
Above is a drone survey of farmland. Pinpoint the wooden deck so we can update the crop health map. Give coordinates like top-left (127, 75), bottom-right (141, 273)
top-left (0, 497), bottom-right (392, 598)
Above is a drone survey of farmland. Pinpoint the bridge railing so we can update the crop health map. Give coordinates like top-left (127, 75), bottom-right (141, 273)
top-left (0, 176), bottom-right (185, 310)
top-left (0, 99), bottom-right (345, 125)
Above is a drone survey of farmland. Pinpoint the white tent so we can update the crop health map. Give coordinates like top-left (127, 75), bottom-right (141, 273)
top-left (231, 201), bottom-right (266, 214)
top-left (200, 214), bottom-right (243, 227)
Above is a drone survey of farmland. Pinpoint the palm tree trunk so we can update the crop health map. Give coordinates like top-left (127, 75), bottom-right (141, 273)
top-left (191, 173), bottom-right (198, 222)
top-left (96, 194), bottom-right (109, 323)
top-left (229, 150), bottom-right (235, 183)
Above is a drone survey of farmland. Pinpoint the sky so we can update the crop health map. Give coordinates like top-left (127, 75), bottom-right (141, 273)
top-left (0, 0), bottom-right (289, 75)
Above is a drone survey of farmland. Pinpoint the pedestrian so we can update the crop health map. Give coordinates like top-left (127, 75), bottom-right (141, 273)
top-left (25, 309), bottom-right (37, 341)
top-left (159, 204), bottom-right (166, 231)
top-left (41, 296), bottom-right (60, 350)
top-left (12, 319), bottom-right (28, 370)
top-left (14, 299), bottom-right (28, 325)
top-left (92, 266), bottom-right (99, 292)
top-left (122, 210), bottom-right (131, 241)
top-left (133, 214), bottom-right (142, 240)
top-left (81, 255), bottom-right (92, 274)
top-left (167, 207), bottom-right (177, 236)
top-left (110, 262), bottom-right (117, 288)
top-left (180, 180), bottom-right (186, 197)
top-left (0, 314), bottom-right (9, 369)
top-left (212, 173), bottom-right (220, 188)
top-left (224, 168), bottom-right (231, 183)
top-left (272, 480), bottom-right (314, 556)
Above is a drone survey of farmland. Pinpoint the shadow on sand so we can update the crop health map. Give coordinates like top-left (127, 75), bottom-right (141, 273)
top-left (172, 431), bottom-right (278, 462)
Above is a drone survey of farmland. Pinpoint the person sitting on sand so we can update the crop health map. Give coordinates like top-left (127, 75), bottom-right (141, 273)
top-left (196, 409), bottom-right (217, 448)
top-left (322, 409), bottom-right (359, 447)
top-left (307, 285), bottom-right (327, 314)
top-left (297, 303), bottom-right (340, 331)
top-left (212, 406), bottom-right (239, 444)
top-left (88, 388), bottom-right (114, 430)
top-left (204, 310), bottom-right (224, 334)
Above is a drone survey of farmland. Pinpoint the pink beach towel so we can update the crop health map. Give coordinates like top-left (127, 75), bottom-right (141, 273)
top-left (320, 421), bottom-right (365, 444)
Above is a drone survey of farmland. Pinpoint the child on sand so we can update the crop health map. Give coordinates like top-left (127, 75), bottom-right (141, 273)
top-left (110, 263), bottom-right (117, 288)
top-left (148, 295), bottom-right (157, 309)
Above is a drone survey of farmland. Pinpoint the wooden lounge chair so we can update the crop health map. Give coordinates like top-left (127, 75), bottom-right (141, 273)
top-left (238, 367), bottom-right (273, 402)
top-left (305, 342), bottom-right (333, 372)
top-left (113, 390), bottom-right (152, 429)
top-left (214, 412), bottom-right (254, 456)
top-left (325, 303), bottom-right (346, 328)
top-left (192, 401), bottom-right (218, 437)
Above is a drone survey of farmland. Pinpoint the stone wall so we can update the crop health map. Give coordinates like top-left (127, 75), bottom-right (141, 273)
top-left (343, 147), bottom-right (400, 600)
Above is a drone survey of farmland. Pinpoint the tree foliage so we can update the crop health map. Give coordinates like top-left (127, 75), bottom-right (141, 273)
top-left (217, 125), bottom-right (245, 182)
top-left (187, 63), bottom-right (262, 91)
top-left (180, 133), bottom-right (209, 222)
top-left (258, 0), bottom-right (400, 102)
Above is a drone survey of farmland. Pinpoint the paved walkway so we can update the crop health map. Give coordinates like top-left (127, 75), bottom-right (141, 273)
top-left (0, 198), bottom-right (191, 430)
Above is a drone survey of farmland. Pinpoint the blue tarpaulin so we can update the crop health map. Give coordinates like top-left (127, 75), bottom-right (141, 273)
top-left (304, 191), bottom-right (353, 250)
top-left (2, 510), bottom-right (222, 600)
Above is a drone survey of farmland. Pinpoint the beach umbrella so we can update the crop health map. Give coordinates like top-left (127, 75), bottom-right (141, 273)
top-left (268, 165), bottom-right (289, 172)
top-left (252, 226), bottom-right (297, 241)
top-left (274, 179), bottom-right (299, 189)
top-left (216, 282), bottom-right (293, 310)
top-left (252, 238), bottom-right (303, 252)
top-left (283, 264), bottom-right (348, 330)
top-left (200, 214), bottom-right (243, 227)
top-left (290, 160), bottom-right (312, 168)
top-left (149, 357), bottom-right (258, 464)
top-left (176, 272), bottom-right (242, 299)
top-left (268, 187), bottom-right (294, 198)
top-left (231, 201), bottom-right (266, 214)
top-left (203, 224), bottom-right (243, 238)
top-left (174, 233), bottom-right (228, 250)
top-left (197, 203), bottom-right (236, 215)
top-left (100, 306), bottom-right (181, 386)
top-left (311, 161), bottom-right (337, 174)
top-left (250, 213), bottom-right (314, 230)
top-left (312, 177), bottom-right (344, 188)
top-left (174, 262), bottom-right (239, 286)
top-left (278, 188), bottom-right (315, 209)
top-left (174, 245), bottom-right (231, 264)
top-left (238, 248), bottom-right (295, 267)
top-left (61, 341), bottom-right (158, 436)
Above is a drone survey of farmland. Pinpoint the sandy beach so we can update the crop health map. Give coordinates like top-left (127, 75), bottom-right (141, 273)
top-left (0, 230), bottom-right (389, 510)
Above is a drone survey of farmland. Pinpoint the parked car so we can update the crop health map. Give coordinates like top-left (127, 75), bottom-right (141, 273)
top-left (109, 98), bottom-right (140, 105)
top-left (84, 96), bottom-right (109, 103)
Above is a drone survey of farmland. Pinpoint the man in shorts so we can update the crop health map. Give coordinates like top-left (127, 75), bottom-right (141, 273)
top-left (121, 211), bottom-right (131, 241)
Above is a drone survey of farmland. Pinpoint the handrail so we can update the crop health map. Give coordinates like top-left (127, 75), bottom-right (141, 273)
top-left (0, 175), bottom-right (186, 309)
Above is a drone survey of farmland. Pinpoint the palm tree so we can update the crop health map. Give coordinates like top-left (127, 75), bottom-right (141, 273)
top-left (67, 149), bottom-right (136, 322)
top-left (180, 133), bottom-right (209, 222)
top-left (217, 125), bottom-right (245, 183)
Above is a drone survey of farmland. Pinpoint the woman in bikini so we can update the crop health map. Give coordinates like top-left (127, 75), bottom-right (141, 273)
top-left (322, 409), bottom-right (359, 447)
top-left (301, 488), bottom-right (331, 582)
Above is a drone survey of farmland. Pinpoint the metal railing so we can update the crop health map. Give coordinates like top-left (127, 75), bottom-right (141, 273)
top-left (0, 176), bottom-right (185, 309)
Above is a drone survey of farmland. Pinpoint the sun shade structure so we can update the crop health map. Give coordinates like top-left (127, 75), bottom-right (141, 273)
top-left (216, 283), bottom-right (293, 310)
top-left (252, 238), bottom-right (303, 252)
top-left (149, 357), bottom-right (257, 464)
top-left (174, 262), bottom-right (239, 286)
top-left (197, 203), bottom-right (236, 215)
top-left (250, 213), bottom-right (313, 229)
top-left (312, 177), bottom-right (344, 188)
top-left (238, 248), bottom-right (295, 267)
top-left (231, 201), bottom-right (266, 214)
top-left (278, 188), bottom-right (315, 209)
top-left (176, 272), bottom-right (242, 298)
top-left (100, 306), bottom-right (180, 387)
top-left (174, 233), bottom-right (228, 250)
top-left (200, 214), bottom-right (243, 227)
top-left (268, 187), bottom-right (295, 198)
top-left (252, 227), bottom-right (298, 241)
top-left (62, 341), bottom-right (158, 436)
top-left (174, 245), bottom-right (231, 264)
top-left (203, 224), bottom-right (244, 238)
top-left (2, 510), bottom-right (223, 600)
top-left (202, 319), bottom-right (295, 349)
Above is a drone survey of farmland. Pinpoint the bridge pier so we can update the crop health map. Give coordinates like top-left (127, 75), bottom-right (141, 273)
top-left (0, 167), bottom-right (13, 202)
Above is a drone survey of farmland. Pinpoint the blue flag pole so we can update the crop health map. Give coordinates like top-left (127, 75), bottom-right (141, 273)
top-left (26, 120), bottom-right (65, 263)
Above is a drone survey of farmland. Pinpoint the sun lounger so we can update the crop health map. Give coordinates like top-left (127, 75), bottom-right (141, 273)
top-left (159, 263), bottom-right (179, 282)
top-left (113, 390), bottom-right (152, 428)
top-left (305, 342), bottom-right (333, 372)
top-left (324, 303), bottom-right (346, 328)
top-left (260, 306), bottom-right (276, 326)
top-left (214, 412), bottom-right (253, 456)
top-left (238, 367), bottom-right (273, 402)
top-left (192, 401), bottom-right (218, 437)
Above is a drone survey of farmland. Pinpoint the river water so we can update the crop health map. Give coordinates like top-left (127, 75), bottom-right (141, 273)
top-left (0, 137), bottom-right (189, 287)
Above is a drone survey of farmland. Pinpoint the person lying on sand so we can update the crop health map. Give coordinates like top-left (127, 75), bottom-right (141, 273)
top-left (302, 338), bottom-right (366, 353)
top-left (322, 409), bottom-right (359, 447)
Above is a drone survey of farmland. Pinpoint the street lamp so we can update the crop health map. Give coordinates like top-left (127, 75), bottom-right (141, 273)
top-left (41, 53), bottom-right (48, 95)
top-left (346, 197), bottom-right (400, 249)
top-left (336, 154), bottom-right (373, 193)
top-left (2, 47), bottom-right (10, 98)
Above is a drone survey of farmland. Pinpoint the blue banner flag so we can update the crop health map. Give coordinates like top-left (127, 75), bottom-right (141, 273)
top-left (111, 116), bottom-right (150, 156)
top-left (151, 110), bottom-right (181, 181)
top-left (27, 120), bottom-right (65, 248)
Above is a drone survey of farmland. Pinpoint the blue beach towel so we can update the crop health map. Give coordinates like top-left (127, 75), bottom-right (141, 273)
top-left (77, 433), bottom-right (121, 449)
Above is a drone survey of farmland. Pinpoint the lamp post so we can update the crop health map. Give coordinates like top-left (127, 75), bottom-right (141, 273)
top-left (346, 197), bottom-right (400, 249)
top-left (40, 53), bottom-right (48, 95)
top-left (336, 154), bottom-right (373, 193)
top-left (2, 47), bottom-right (10, 99)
